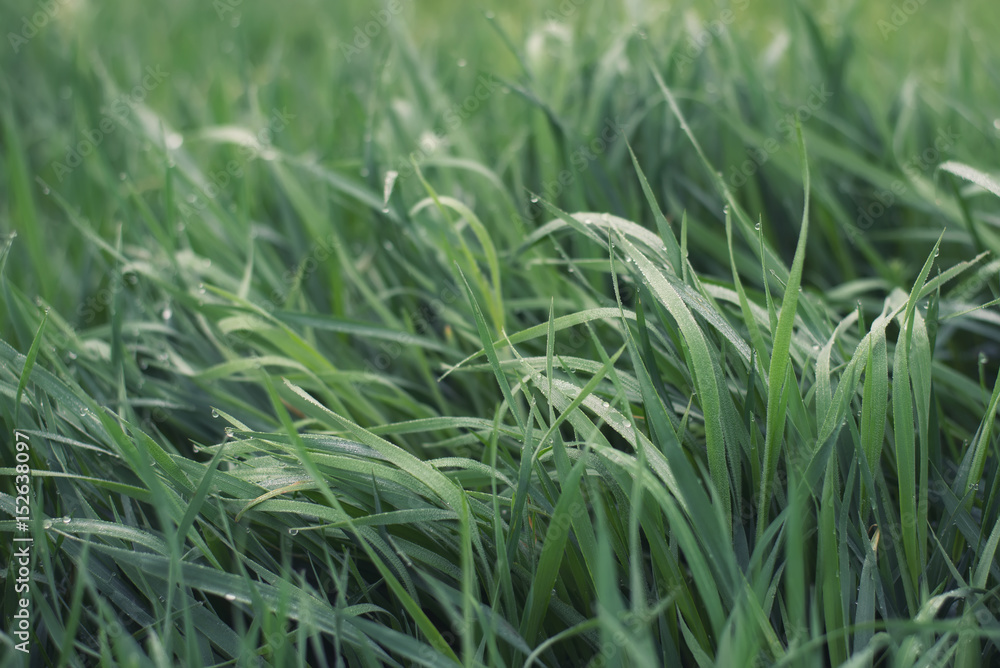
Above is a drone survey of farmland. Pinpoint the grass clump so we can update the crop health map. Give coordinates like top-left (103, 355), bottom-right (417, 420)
top-left (1, 0), bottom-right (1000, 665)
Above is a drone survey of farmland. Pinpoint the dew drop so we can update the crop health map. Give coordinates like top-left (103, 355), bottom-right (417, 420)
top-left (754, 222), bottom-right (761, 231)
top-left (457, 58), bottom-right (467, 67)
top-left (530, 196), bottom-right (539, 203)
top-left (62, 516), bottom-right (71, 524)
top-left (288, 528), bottom-right (299, 536)
top-left (224, 593), bottom-right (236, 601)
top-left (602, 401), bottom-right (610, 408)
top-left (165, 133), bottom-right (183, 150)
top-left (383, 241), bottom-right (394, 251)
top-left (211, 408), bottom-right (219, 418)
top-left (161, 307), bottom-right (172, 320)
top-left (43, 520), bottom-right (52, 529)
top-left (198, 283), bottom-right (206, 294)
top-left (567, 267), bottom-right (574, 273)
top-left (68, 351), bottom-right (77, 360)
top-left (382, 170), bottom-right (399, 212)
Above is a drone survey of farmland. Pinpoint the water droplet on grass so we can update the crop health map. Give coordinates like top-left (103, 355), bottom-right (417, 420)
top-left (62, 516), bottom-right (71, 524)
top-left (43, 520), bottom-right (52, 529)
top-left (457, 59), bottom-right (467, 67)
top-left (288, 528), bottom-right (299, 536)
top-left (383, 170), bottom-right (399, 212)
top-left (224, 593), bottom-right (236, 601)
top-left (211, 408), bottom-right (219, 418)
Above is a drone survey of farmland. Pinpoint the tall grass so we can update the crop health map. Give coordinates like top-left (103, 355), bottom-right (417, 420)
top-left (2, 0), bottom-right (999, 665)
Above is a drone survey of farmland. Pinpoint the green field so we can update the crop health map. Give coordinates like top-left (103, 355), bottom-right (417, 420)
top-left (2, 0), bottom-right (1000, 665)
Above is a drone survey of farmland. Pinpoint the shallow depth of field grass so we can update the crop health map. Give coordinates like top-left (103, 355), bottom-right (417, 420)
top-left (2, 0), bottom-right (1000, 665)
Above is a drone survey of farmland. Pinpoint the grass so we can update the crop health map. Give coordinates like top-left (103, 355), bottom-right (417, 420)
top-left (2, 0), bottom-right (1000, 665)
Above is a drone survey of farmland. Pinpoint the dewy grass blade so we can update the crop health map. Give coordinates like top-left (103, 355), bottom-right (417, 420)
top-left (893, 236), bottom-right (943, 591)
top-left (274, 378), bottom-right (462, 662)
top-left (624, 136), bottom-right (683, 273)
top-left (519, 448), bottom-right (589, 646)
top-left (757, 121), bottom-right (811, 540)
top-left (457, 265), bottom-right (527, 438)
top-left (726, 207), bottom-right (770, 376)
top-left (859, 303), bottom-right (890, 503)
top-left (938, 160), bottom-right (1000, 199)
top-left (439, 307), bottom-right (636, 382)
top-left (616, 232), bottom-right (732, 529)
